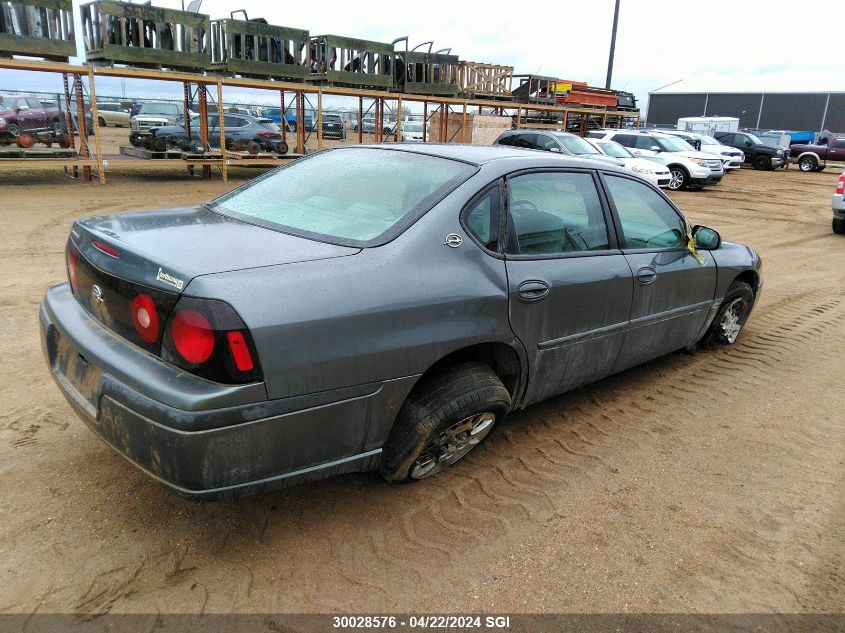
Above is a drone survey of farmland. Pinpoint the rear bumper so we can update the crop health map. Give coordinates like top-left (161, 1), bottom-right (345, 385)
top-left (833, 193), bottom-right (845, 217)
top-left (40, 284), bottom-right (415, 499)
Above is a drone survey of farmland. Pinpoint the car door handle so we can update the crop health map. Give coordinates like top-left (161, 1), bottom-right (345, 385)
top-left (517, 280), bottom-right (550, 301)
top-left (636, 267), bottom-right (657, 284)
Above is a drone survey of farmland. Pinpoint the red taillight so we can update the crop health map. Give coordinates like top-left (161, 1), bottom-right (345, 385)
top-left (131, 293), bottom-right (160, 343)
top-left (170, 309), bottom-right (215, 364)
top-left (161, 297), bottom-right (262, 384)
top-left (226, 331), bottom-right (254, 371)
top-left (66, 246), bottom-right (78, 292)
top-left (257, 131), bottom-right (279, 137)
top-left (92, 240), bottom-right (121, 258)
top-left (836, 175), bottom-right (845, 196)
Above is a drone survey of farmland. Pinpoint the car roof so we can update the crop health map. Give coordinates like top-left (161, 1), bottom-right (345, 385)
top-left (350, 143), bottom-right (627, 171)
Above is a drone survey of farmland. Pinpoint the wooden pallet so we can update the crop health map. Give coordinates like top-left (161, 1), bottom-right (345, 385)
top-left (119, 145), bottom-right (220, 160)
top-left (0, 146), bottom-right (77, 159)
top-left (225, 150), bottom-right (287, 160)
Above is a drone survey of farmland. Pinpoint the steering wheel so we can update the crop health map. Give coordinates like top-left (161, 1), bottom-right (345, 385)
top-left (511, 199), bottom-right (538, 215)
top-left (646, 228), bottom-right (684, 249)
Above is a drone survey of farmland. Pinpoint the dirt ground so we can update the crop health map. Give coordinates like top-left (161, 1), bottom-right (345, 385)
top-left (0, 164), bottom-right (842, 618)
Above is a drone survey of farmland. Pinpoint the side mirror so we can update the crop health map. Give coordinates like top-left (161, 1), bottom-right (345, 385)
top-left (650, 145), bottom-right (662, 152)
top-left (549, 146), bottom-right (563, 153)
top-left (744, 141), bottom-right (753, 147)
top-left (693, 225), bottom-right (721, 250)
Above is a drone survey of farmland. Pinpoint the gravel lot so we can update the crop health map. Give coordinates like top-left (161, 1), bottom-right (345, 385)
top-left (0, 164), bottom-right (842, 617)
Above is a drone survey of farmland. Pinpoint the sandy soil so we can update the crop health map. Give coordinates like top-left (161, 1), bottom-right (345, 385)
top-left (0, 165), bottom-right (842, 617)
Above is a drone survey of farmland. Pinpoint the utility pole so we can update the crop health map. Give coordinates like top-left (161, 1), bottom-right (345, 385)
top-left (605, 0), bottom-right (621, 89)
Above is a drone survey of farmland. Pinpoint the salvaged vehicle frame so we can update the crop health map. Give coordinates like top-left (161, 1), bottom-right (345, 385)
top-left (0, 0), bottom-right (76, 60)
top-left (392, 38), bottom-right (459, 97)
top-left (210, 11), bottom-right (308, 80)
top-left (80, 0), bottom-right (210, 71)
top-left (309, 34), bottom-right (394, 88)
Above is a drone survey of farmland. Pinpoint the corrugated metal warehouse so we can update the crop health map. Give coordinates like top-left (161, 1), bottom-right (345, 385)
top-left (647, 91), bottom-right (845, 132)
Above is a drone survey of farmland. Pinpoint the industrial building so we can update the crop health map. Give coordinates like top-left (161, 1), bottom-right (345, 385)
top-left (647, 91), bottom-right (845, 132)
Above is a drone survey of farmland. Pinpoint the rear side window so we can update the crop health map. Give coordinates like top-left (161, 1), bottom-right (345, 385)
top-left (612, 134), bottom-right (636, 147)
top-left (211, 148), bottom-right (476, 245)
top-left (506, 172), bottom-right (610, 255)
top-left (605, 175), bottom-right (686, 249)
top-left (463, 186), bottom-right (500, 252)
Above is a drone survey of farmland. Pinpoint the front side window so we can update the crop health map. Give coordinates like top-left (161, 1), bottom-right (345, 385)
top-left (613, 134), bottom-right (636, 148)
top-left (463, 186), bottom-right (500, 252)
top-left (511, 133), bottom-right (538, 149)
top-left (605, 175), bottom-right (687, 249)
top-left (635, 135), bottom-right (659, 150)
top-left (507, 172), bottom-right (610, 255)
top-left (211, 148), bottom-right (476, 245)
top-left (534, 135), bottom-right (559, 151)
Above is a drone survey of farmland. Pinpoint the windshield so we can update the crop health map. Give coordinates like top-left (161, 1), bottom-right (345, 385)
top-left (596, 141), bottom-right (632, 158)
top-left (405, 123), bottom-right (423, 132)
top-left (141, 103), bottom-right (179, 116)
top-left (655, 136), bottom-right (695, 152)
top-left (557, 135), bottom-right (600, 155)
top-left (210, 148), bottom-right (476, 245)
top-left (262, 107), bottom-right (281, 116)
top-left (699, 135), bottom-right (720, 145)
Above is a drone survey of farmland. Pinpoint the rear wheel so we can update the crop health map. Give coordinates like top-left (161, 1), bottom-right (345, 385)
top-left (276, 140), bottom-right (288, 155)
top-left (752, 155), bottom-right (772, 170)
top-left (667, 166), bottom-right (688, 190)
top-left (6, 122), bottom-right (21, 138)
top-left (246, 140), bottom-right (262, 155)
top-left (833, 218), bottom-right (845, 235)
top-left (379, 362), bottom-right (511, 483)
top-left (798, 155), bottom-right (818, 172)
top-left (98, 116), bottom-right (106, 128)
top-left (699, 280), bottom-right (754, 349)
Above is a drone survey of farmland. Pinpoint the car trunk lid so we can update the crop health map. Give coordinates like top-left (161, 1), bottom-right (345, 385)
top-left (73, 205), bottom-right (359, 292)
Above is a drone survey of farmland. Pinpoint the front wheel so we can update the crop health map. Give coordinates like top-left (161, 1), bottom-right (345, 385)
top-left (833, 218), bottom-right (845, 235)
top-left (98, 116), bottom-right (106, 128)
top-left (698, 280), bottom-right (755, 349)
top-left (379, 362), bottom-right (511, 483)
top-left (667, 166), bottom-right (688, 190)
top-left (752, 155), bottom-right (772, 170)
top-left (798, 155), bottom-right (817, 172)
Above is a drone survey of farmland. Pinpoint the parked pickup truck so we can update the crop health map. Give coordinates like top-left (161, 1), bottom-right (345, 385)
top-left (0, 96), bottom-right (63, 140)
top-left (790, 132), bottom-right (845, 172)
top-left (713, 131), bottom-right (787, 170)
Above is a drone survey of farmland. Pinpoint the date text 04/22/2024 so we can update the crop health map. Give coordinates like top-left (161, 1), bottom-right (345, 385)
top-left (332, 615), bottom-right (511, 629)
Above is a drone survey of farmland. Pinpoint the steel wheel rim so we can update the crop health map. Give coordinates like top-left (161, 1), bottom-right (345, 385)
top-left (719, 298), bottom-right (744, 343)
top-left (800, 158), bottom-right (813, 171)
top-left (669, 169), bottom-right (684, 190)
top-left (410, 412), bottom-right (496, 479)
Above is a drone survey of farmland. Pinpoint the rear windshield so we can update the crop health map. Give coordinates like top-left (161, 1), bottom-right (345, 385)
top-left (558, 135), bottom-right (601, 155)
top-left (210, 148), bottom-right (476, 245)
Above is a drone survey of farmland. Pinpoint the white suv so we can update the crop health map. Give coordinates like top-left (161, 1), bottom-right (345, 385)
top-left (587, 129), bottom-right (724, 190)
top-left (660, 129), bottom-right (744, 171)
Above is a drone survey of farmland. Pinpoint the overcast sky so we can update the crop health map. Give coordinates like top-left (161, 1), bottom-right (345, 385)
top-left (2, 0), bottom-right (842, 115)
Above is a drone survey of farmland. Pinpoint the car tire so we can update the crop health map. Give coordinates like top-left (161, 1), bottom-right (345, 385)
top-left (129, 132), bottom-right (142, 147)
top-left (379, 362), bottom-right (511, 483)
top-left (246, 140), bottom-right (262, 155)
top-left (6, 123), bottom-right (21, 138)
top-left (98, 116), bottom-right (106, 128)
top-left (752, 155), bottom-right (772, 170)
top-left (276, 140), bottom-right (288, 155)
top-left (152, 136), bottom-right (167, 152)
top-left (698, 280), bottom-right (755, 350)
top-left (833, 218), bottom-right (845, 235)
top-left (667, 166), bottom-right (688, 191)
top-left (798, 155), bottom-right (817, 172)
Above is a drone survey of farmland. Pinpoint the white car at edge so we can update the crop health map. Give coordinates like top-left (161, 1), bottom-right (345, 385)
top-left (585, 138), bottom-right (671, 188)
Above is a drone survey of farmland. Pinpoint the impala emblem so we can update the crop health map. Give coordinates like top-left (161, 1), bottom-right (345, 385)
top-left (91, 284), bottom-right (104, 304)
top-left (444, 234), bottom-right (462, 248)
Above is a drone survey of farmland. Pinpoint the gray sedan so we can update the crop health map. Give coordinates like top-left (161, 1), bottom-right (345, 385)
top-left (40, 145), bottom-right (762, 498)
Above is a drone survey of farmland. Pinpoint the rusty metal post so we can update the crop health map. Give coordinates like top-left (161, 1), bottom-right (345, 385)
top-left (316, 86), bottom-right (323, 150)
top-left (280, 89), bottom-right (286, 145)
top-left (357, 96), bottom-right (363, 145)
top-left (396, 95), bottom-right (402, 143)
top-left (462, 101), bottom-right (467, 143)
top-left (422, 100), bottom-right (427, 143)
top-left (183, 82), bottom-right (192, 141)
top-left (375, 97), bottom-right (382, 143)
top-left (441, 102), bottom-right (448, 143)
top-left (516, 107), bottom-right (522, 129)
top-left (295, 90), bottom-right (305, 154)
top-left (73, 73), bottom-right (91, 182)
top-left (87, 68), bottom-right (105, 184)
top-left (198, 83), bottom-right (210, 179)
top-left (217, 79), bottom-right (227, 182)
